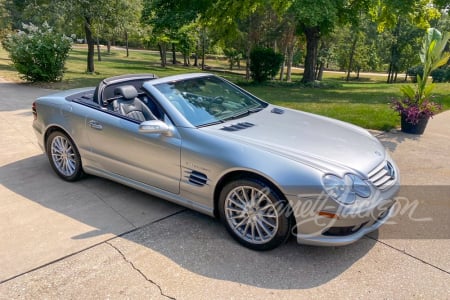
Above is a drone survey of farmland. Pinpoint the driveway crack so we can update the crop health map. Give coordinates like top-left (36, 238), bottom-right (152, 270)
top-left (106, 241), bottom-right (176, 300)
top-left (367, 236), bottom-right (450, 275)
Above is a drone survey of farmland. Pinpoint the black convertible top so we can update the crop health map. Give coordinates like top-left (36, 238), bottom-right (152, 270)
top-left (93, 73), bottom-right (158, 105)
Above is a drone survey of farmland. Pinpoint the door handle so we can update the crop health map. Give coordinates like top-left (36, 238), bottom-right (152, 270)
top-left (88, 120), bottom-right (103, 130)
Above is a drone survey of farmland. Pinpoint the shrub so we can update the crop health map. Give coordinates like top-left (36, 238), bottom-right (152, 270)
top-left (431, 67), bottom-right (450, 82)
top-left (2, 23), bottom-right (72, 82)
top-left (406, 65), bottom-right (423, 83)
top-left (249, 47), bottom-right (284, 83)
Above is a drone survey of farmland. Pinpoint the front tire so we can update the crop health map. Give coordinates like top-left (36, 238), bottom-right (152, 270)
top-left (219, 178), bottom-right (290, 251)
top-left (46, 131), bottom-right (83, 181)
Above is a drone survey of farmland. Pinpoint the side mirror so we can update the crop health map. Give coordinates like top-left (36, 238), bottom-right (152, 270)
top-left (139, 120), bottom-right (172, 136)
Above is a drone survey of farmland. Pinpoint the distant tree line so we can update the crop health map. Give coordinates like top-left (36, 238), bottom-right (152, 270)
top-left (0, 0), bottom-right (449, 83)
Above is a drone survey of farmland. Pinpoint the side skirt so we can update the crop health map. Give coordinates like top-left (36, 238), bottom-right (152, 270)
top-left (83, 166), bottom-right (215, 217)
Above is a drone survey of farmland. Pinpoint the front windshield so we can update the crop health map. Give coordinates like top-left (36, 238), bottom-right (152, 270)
top-left (154, 76), bottom-right (267, 127)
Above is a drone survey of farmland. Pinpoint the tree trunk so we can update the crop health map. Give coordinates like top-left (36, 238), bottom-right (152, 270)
top-left (194, 43), bottom-right (199, 67)
top-left (96, 36), bottom-right (101, 62)
top-left (286, 47), bottom-right (293, 82)
top-left (201, 33), bottom-right (206, 70)
top-left (301, 26), bottom-right (320, 83)
top-left (346, 35), bottom-right (358, 81)
top-left (245, 47), bottom-right (251, 80)
top-left (107, 41), bottom-right (111, 54)
top-left (387, 21), bottom-right (401, 84)
top-left (158, 43), bottom-right (166, 67)
top-left (125, 31), bottom-right (129, 57)
top-left (286, 35), bottom-right (295, 82)
top-left (84, 17), bottom-right (95, 73)
top-left (316, 62), bottom-right (324, 81)
top-left (172, 43), bottom-right (176, 64)
top-left (387, 61), bottom-right (393, 83)
top-left (279, 46), bottom-right (287, 81)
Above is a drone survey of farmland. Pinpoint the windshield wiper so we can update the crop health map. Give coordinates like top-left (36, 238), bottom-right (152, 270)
top-left (197, 120), bottom-right (225, 128)
top-left (223, 107), bottom-right (264, 121)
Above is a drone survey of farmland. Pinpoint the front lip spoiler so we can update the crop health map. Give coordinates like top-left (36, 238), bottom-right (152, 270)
top-left (294, 202), bottom-right (396, 246)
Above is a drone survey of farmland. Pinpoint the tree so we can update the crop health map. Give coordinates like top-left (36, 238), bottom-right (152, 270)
top-left (289, 0), bottom-right (375, 83)
top-left (142, 0), bottom-right (198, 67)
top-left (371, 0), bottom-right (441, 83)
top-left (59, 0), bottom-right (109, 73)
top-left (94, 0), bottom-right (142, 58)
top-left (176, 23), bottom-right (198, 66)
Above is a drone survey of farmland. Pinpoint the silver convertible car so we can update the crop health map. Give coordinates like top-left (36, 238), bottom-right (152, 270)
top-left (32, 73), bottom-right (400, 250)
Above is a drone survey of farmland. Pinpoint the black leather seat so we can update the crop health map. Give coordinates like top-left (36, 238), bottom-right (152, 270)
top-left (112, 85), bottom-right (155, 122)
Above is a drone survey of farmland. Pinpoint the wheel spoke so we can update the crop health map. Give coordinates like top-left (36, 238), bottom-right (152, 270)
top-left (250, 222), bottom-right (256, 241)
top-left (226, 207), bottom-right (244, 214)
top-left (259, 204), bottom-right (275, 212)
top-left (257, 219), bottom-right (272, 236)
top-left (231, 190), bottom-right (247, 207)
top-left (255, 191), bottom-right (266, 207)
top-left (259, 216), bottom-right (276, 228)
top-left (241, 187), bottom-right (250, 204)
top-left (241, 221), bottom-right (250, 237)
top-left (255, 222), bottom-right (264, 240)
top-left (234, 217), bottom-right (249, 229)
top-left (228, 198), bottom-right (245, 210)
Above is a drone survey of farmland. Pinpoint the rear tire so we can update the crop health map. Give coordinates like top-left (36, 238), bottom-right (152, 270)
top-left (218, 178), bottom-right (290, 251)
top-left (46, 131), bottom-right (83, 181)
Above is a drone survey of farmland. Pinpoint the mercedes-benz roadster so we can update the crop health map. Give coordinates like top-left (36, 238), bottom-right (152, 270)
top-left (32, 73), bottom-right (400, 250)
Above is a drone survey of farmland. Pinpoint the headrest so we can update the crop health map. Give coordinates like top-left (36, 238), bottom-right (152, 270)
top-left (114, 85), bottom-right (138, 100)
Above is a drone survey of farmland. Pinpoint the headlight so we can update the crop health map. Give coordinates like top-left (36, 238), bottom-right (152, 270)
top-left (322, 174), bottom-right (371, 205)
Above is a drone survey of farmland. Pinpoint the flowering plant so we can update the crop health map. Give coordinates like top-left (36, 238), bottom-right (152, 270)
top-left (391, 28), bottom-right (449, 126)
top-left (391, 97), bottom-right (441, 125)
top-left (1, 22), bottom-right (72, 82)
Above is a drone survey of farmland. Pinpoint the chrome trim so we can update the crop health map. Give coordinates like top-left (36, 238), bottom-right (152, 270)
top-left (368, 161), bottom-right (396, 190)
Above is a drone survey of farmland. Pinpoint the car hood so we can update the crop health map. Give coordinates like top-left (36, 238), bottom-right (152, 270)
top-left (203, 106), bottom-right (386, 176)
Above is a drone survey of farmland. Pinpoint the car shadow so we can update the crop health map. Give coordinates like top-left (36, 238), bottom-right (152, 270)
top-left (376, 129), bottom-right (422, 152)
top-left (0, 154), bottom-right (377, 289)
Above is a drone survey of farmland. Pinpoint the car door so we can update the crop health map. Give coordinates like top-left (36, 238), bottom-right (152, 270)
top-left (84, 108), bottom-right (181, 194)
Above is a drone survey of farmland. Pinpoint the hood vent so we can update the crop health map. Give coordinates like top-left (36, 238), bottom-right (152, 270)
top-left (221, 122), bottom-right (255, 132)
top-left (271, 107), bottom-right (285, 114)
top-left (185, 170), bottom-right (208, 186)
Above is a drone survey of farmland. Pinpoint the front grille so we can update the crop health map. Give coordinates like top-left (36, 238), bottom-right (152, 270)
top-left (368, 161), bottom-right (396, 190)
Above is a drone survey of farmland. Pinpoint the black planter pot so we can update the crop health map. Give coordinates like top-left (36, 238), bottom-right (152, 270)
top-left (401, 113), bottom-right (429, 134)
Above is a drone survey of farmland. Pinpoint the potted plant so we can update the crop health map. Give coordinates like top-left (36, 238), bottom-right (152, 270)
top-left (392, 28), bottom-right (449, 134)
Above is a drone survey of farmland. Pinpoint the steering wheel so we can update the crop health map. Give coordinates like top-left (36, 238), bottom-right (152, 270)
top-left (211, 96), bottom-right (225, 105)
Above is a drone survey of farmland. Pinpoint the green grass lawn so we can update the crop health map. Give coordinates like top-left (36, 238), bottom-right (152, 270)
top-left (1, 46), bottom-right (449, 131)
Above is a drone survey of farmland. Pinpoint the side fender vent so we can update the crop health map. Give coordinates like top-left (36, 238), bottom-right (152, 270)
top-left (221, 122), bottom-right (255, 132)
top-left (185, 170), bottom-right (208, 186)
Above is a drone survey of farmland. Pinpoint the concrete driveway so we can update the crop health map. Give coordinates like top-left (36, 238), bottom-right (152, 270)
top-left (0, 82), bottom-right (449, 299)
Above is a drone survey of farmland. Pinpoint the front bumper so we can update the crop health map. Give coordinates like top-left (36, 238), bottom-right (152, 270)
top-left (287, 183), bottom-right (400, 246)
top-left (294, 201), bottom-right (396, 246)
